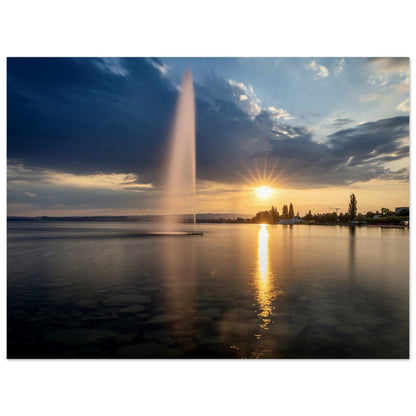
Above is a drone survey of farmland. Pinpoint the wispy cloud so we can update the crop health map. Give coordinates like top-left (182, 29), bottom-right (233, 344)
top-left (228, 79), bottom-right (262, 118)
top-left (9, 163), bottom-right (153, 191)
top-left (398, 72), bottom-right (410, 92)
top-left (307, 60), bottom-right (329, 78)
top-left (367, 57), bottom-right (409, 74)
top-left (358, 93), bottom-right (383, 103)
top-left (335, 58), bottom-right (345, 76)
top-left (267, 106), bottom-right (293, 121)
top-left (228, 79), bottom-right (292, 120)
top-left (148, 58), bottom-right (170, 77)
top-left (368, 73), bottom-right (390, 88)
top-left (94, 58), bottom-right (128, 76)
top-left (366, 58), bottom-right (409, 92)
top-left (397, 98), bottom-right (409, 112)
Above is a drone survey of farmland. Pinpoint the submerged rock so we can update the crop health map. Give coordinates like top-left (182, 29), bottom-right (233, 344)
top-left (350, 313), bottom-right (388, 328)
top-left (136, 312), bottom-right (152, 321)
top-left (337, 325), bottom-right (369, 337)
top-left (77, 300), bottom-right (100, 310)
top-left (268, 321), bottom-right (304, 338)
top-left (43, 328), bottom-right (117, 346)
top-left (115, 333), bottom-right (138, 345)
top-left (198, 335), bottom-right (221, 347)
top-left (194, 316), bottom-right (216, 337)
top-left (199, 294), bottom-right (233, 305)
top-left (199, 308), bottom-right (223, 320)
top-left (314, 314), bottom-right (341, 328)
top-left (116, 342), bottom-right (182, 358)
top-left (157, 336), bottom-right (176, 347)
top-left (144, 314), bottom-right (180, 325)
top-left (219, 320), bottom-right (258, 337)
top-left (102, 294), bottom-right (151, 307)
top-left (142, 285), bottom-right (159, 293)
top-left (194, 316), bottom-right (214, 326)
top-left (142, 328), bottom-right (172, 341)
top-left (119, 305), bottom-right (147, 315)
top-left (223, 308), bottom-right (256, 321)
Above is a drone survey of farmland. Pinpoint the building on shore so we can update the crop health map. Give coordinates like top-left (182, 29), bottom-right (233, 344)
top-left (277, 217), bottom-right (307, 225)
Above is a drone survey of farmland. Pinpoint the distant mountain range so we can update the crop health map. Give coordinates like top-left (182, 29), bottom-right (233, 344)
top-left (7, 213), bottom-right (253, 222)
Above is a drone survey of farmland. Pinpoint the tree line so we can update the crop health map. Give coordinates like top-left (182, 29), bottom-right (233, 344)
top-left (195, 193), bottom-right (408, 224)
top-left (251, 203), bottom-right (297, 224)
top-left (248, 193), bottom-right (409, 225)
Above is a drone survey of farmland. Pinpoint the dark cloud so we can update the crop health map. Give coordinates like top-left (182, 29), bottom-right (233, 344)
top-left (331, 118), bottom-right (353, 128)
top-left (328, 117), bottom-right (408, 161)
top-left (8, 58), bottom-right (409, 192)
top-left (263, 116), bottom-right (409, 187)
top-left (8, 58), bottom-right (176, 183)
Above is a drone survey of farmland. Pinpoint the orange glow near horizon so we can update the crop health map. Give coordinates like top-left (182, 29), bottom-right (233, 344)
top-left (7, 162), bottom-right (409, 217)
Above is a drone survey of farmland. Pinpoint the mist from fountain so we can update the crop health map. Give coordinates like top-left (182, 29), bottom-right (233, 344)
top-left (164, 70), bottom-right (197, 232)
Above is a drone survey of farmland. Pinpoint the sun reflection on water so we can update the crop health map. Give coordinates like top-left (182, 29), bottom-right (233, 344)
top-left (258, 224), bottom-right (269, 280)
top-left (255, 224), bottom-right (276, 329)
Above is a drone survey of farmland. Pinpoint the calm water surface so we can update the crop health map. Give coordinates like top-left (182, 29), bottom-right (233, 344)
top-left (8, 222), bottom-right (409, 358)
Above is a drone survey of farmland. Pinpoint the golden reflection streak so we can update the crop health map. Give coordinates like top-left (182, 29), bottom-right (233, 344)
top-left (255, 224), bottom-right (275, 329)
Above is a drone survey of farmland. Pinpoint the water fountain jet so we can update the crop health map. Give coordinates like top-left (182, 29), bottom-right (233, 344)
top-left (164, 70), bottom-right (202, 235)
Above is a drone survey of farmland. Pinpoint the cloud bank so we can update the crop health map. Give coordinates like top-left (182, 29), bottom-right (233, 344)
top-left (8, 58), bottom-right (409, 195)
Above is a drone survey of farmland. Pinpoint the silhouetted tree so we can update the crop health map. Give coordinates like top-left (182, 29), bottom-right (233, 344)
top-left (282, 204), bottom-right (288, 219)
top-left (270, 206), bottom-right (280, 222)
top-left (338, 212), bottom-right (347, 223)
top-left (252, 206), bottom-right (281, 224)
top-left (253, 210), bottom-right (273, 224)
top-left (348, 193), bottom-right (357, 221)
top-left (397, 208), bottom-right (409, 216)
top-left (304, 210), bottom-right (313, 221)
top-left (289, 203), bottom-right (294, 219)
top-left (381, 207), bottom-right (393, 217)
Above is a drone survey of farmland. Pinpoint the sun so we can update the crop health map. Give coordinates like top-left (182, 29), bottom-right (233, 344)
top-left (256, 186), bottom-right (273, 199)
top-left (239, 159), bottom-right (282, 199)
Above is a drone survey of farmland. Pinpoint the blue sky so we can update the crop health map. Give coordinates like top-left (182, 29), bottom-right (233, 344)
top-left (163, 57), bottom-right (409, 130)
top-left (7, 57), bottom-right (409, 216)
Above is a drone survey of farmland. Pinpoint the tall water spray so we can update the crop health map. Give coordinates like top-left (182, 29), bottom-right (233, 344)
top-left (165, 70), bottom-right (197, 231)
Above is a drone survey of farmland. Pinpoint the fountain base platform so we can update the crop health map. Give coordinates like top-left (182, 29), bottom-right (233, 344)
top-left (150, 231), bottom-right (204, 236)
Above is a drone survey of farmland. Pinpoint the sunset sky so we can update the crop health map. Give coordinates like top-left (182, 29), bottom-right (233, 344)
top-left (7, 57), bottom-right (409, 216)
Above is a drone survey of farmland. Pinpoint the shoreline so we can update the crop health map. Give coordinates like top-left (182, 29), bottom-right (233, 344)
top-left (7, 218), bottom-right (408, 229)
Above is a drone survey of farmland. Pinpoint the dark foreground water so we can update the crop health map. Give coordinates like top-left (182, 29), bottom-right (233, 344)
top-left (7, 221), bottom-right (409, 358)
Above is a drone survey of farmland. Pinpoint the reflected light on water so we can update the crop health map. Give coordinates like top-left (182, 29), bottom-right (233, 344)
top-left (258, 224), bottom-right (268, 280)
top-left (255, 224), bottom-right (276, 329)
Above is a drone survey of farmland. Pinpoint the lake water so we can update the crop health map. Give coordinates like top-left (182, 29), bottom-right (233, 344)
top-left (7, 221), bottom-right (409, 358)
